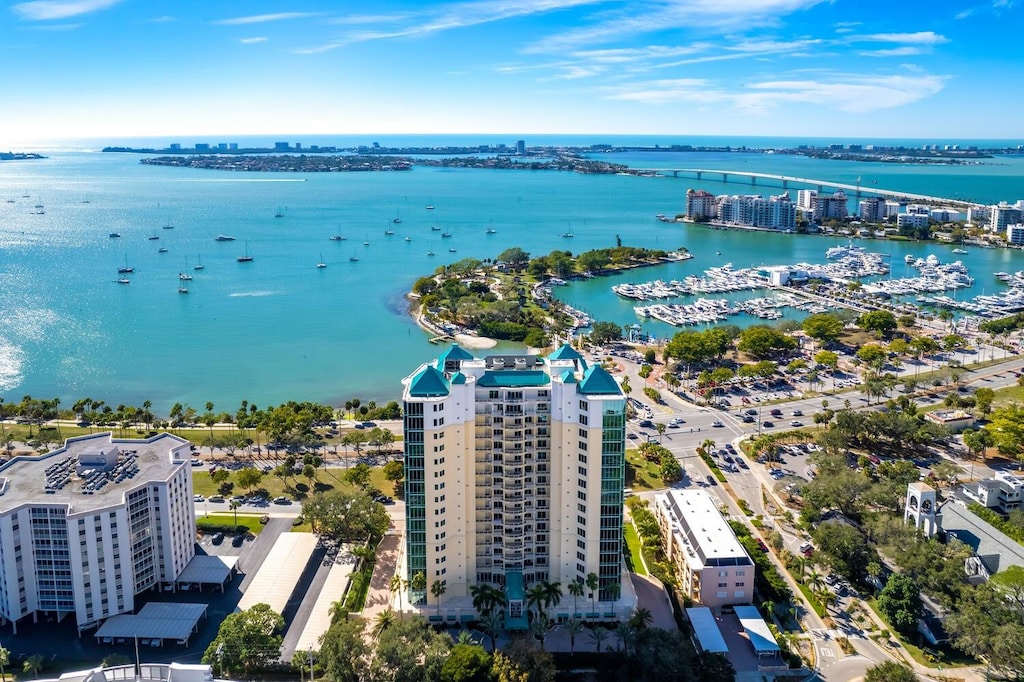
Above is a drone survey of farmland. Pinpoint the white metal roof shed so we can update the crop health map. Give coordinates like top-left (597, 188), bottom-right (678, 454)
top-left (734, 605), bottom-right (780, 656)
top-left (293, 551), bottom-right (358, 655)
top-left (236, 532), bottom-right (318, 614)
top-left (176, 554), bottom-right (239, 588)
top-left (685, 607), bottom-right (729, 653)
top-left (94, 602), bottom-right (208, 645)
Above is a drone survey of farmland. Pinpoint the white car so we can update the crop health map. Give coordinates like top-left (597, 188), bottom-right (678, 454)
top-left (193, 494), bottom-right (205, 503)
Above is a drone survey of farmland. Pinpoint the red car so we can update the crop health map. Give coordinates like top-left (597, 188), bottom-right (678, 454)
top-left (756, 538), bottom-right (769, 552)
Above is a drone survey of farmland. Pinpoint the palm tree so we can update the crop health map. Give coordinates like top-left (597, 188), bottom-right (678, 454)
top-left (542, 581), bottom-right (562, 616)
top-left (526, 582), bottom-right (547, 619)
top-left (409, 570), bottom-right (427, 606)
top-left (372, 609), bottom-right (395, 638)
top-left (328, 600), bottom-right (349, 625)
top-left (389, 574), bottom-right (403, 619)
top-left (629, 606), bottom-right (653, 631)
top-left (587, 624), bottom-right (610, 654)
top-left (615, 621), bottom-right (635, 656)
top-left (430, 580), bottom-right (447, 618)
top-left (567, 580), bottom-right (585, 618)
top-left (531, 613), bottom-right (552, 651)
top-left (471, 583), bottom-right (504, 617)
top-left (481, 609), bottom-right (503, 652)
top-left (566, 618), bottom-right (584, 656)
top-left (586, 572), bottom-right (600, 617)
top-left (22, 655), bottom-right (43, 680)
top-left (0, 645), bottom-right (9, 682)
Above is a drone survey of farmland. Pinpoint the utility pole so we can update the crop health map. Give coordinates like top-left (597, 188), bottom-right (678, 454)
top-left (308, 647), bottom-right (315, 682)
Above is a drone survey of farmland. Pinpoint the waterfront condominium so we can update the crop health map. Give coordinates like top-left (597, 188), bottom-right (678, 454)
top-left (0, 433), bottom-right (195, 633)
top-left (401, 344), bottom-right (628, 627)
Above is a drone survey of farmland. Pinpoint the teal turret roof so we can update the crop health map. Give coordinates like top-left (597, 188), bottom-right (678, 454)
top-left (408, 365), bottom-right (450, 397)
top-left (577, 364), bottom-right (622, 395)
top-left (438, 344), bottom-right (474, 362)
top-left (560, 369), bottom-right (577, 384)
top-left (450, 371), bottom-right (467, 385)
top-left (548, 343), bottom-right (588, 370)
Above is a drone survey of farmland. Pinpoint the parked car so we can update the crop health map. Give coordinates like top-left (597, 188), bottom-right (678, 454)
top-left (273, 496), bottom-right (291, 505)
top-left (193, 494), bottom-right (205, 503)
top-left (706, 474), bottom-right (717, 486)
top-left (209, 495), bottom-right (225, 503)
top-left (799, 542), bottom-right (814, 557)
top-left (211, 532), bottom-right (225, 545)
top-left (231, 534), bottom-right (246, 547)
top-left (639, 419), bottom-right (654, 428)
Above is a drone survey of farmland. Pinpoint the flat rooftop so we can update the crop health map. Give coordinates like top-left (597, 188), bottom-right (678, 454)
top-left (0, 432), bottom-right (190, 515)
top-left (657, 489), bottom-right (753, 568)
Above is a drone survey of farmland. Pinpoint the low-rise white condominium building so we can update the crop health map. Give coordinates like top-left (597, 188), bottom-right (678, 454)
top-left (0, 433), bottom-right (195, 633)
top-left (401, 344), bottom-right (627, 628)
top-left (655, 489), bottom-right (755, 610)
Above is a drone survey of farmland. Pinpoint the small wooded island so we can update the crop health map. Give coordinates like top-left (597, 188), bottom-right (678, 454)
top-left (408, 245), bottom-right (691, 347)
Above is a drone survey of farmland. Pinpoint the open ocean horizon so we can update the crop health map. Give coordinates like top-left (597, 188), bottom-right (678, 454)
top-left (2, 136), bottom-right (1024, 413)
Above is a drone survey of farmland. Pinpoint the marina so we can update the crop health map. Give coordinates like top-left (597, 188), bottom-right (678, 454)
top-left (3, 139), bottom-right (1024, 410)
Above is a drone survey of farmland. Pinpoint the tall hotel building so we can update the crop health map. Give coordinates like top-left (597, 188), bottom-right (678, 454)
top-left (0, 433), bottom-right (195, 633)
top-left (401, 344), bottom-right (628, 626)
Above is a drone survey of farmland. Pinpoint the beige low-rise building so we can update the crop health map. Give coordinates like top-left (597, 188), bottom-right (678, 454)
top-left (654, 489), bottom-right (754, 610)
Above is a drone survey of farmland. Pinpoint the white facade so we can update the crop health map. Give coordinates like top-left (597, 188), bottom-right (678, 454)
top-left (796, 189), bottom-right (817, 210)
top-left (930, 207), bottom-right (963, 223)
top-left (897, 212), bottom-right (931, 230)
top-left (858, 198), bottom-right (885, 222)
top-left (967, 205), bottom-right (990, 227)
top-left (811, 190), bottom-right (848, 221)
top-left (991, 204), bottom-right (1024, 233)
top-left (0, 433), bottom-right (195, 632)
top-left (1007, 224), bottom-right (1024, 245)
top-left (401, 345), bottom-right (627, 624)
top-left (655, 490), bottom-right (755, 610)
top-left (714, 193), bottom-right (795, 230)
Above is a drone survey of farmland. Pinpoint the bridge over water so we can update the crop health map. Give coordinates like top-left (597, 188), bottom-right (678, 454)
top-left (632, 168), bottom-right (980, 207)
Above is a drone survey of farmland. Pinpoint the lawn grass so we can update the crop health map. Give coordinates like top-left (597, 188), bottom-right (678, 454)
top-left (623, 523), bottom-right (647, 576)
top-left (796, 582), bottom-right (825, 618)
top-left (992, 382), bottom-right (1024, 407)
top-left (625, 448), bottom-right (665, 490)
top-left (197, 513), bottom-right (265, 534)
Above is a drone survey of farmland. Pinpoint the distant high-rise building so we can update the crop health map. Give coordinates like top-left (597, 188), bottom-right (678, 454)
top-left (796, 189), bottom-right (817, 211)
top-left (274, 142), bottom-right (290, 151)
top-left (401, 345), bottom-right (632, 625)
top-left (858, 198), bottom-right (885, 222)
top-left (811, 190), bottom-right (848, 222)
top-left (217, 143), bottom-right (227, 151)
top-left (194, 143), bottom-right (209, 151)
top-left (1007, 224), bottom-right (1024, 245)
top-left (684, 189), bottom-right (717, 221)
top-left (228, 143), bottom-right (238, 150)
top-left (991, 203), bottom-right (1024, 233)
top-left (714, 192), bottom-right (794, 230)
top-left (169, 143), bottom-right (181, 151)
top-left (516, 140), bottom-right (526, 155)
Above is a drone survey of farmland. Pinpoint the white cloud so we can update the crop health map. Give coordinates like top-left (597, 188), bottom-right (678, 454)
top-left (147, 15), bottom-right (175, 23)
top-left (525, 0), bottom-right (827, 54)
top-left (240, 37), bottom-right (267, 44)
top-left (214, 12), bottom-right (319, 26)
top-left (857, 31), bottom-right (949, 45)
top-left (833, 21), bottom-right (860, 33)
top-left (12, 0), bottom-right (122, 21)
top-left (858, 46), bottom-right (925, 57)
top-left (602, 72), bottom-right (948, 113)
top-left (26, 21), bottom-right (82, 29)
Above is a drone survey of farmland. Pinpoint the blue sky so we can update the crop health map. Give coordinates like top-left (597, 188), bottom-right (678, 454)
top-left (2, 0), bottom-right (1021, 142)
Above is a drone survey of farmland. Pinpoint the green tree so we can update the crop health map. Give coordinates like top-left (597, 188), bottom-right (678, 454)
top-left (858, 310), bottom-right (898, 338)
top-left (0, 645), bottom-right (8, 682)
top-left (383, 459), bottom-right (404, 483)
top-left (236, 467), bottom-right (263, 493)
top-left (737, 325), bottom-right (796, 359)
top-left (302, 487), bottom-right (389, 541)
top-left (440, 643), bottom-right (492, 682)
top-left (496, 247), bottom-right (530, 271)
top-left (344, 462), bottom-right (372, 486)
top-left (856, 343), bottom-right (888, 368)
top-left (974, 387), bottom-right (995, 416)
top-left (431, 579), bottom-right (447, 617)
top-left (317, 613), bottom-right (368, 682)
top-left (590, 322), bottom-right (623, 345)
top-left (21, 655), bottom-right (43, 680)
top-left (987, 403), bottom-right (1024, 465)
top-left (202, 603), bottom-right (284, 676)
top-left (946, 582), bottom-right (1024, 679)
top-left (802, 313), bottom-right (845, 344)
top-left (877, 573), bottom-right (922, 634)
top-left (864, 661), bottom-right (917, 682)
top-left (370, 617), bottom-right (452, 682)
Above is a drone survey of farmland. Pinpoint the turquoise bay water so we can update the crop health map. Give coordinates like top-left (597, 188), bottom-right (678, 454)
top-left (1, 145), bottom-right (1023, 412)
